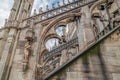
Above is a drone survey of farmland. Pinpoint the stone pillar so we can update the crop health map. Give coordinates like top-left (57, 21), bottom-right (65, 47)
top-left (60, 50), bottom-right (67, 65)
top-left (115, 0), bottom-right (120, 10)
top-left (77, 16), bottom-right (84, 47)
top-left (82, 6), bottom-right (95, 44)
top-left (16, 0), bottom-right (25, 21)
top-left (0, 28), bottom-right (9, 59)
top-left (77, 6), bottom-right (95, 49)
top-left (0, 0), bottom-right (35, 79)
top-left (95, 18), bottom-right (104, 32)
top-left (0, 28), bottom-right (17, 80)
top-left (9, 0), bottom-right (21, 21)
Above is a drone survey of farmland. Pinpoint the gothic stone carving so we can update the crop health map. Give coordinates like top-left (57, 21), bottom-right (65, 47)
top-left (23, 41), bottom-right (31, 71)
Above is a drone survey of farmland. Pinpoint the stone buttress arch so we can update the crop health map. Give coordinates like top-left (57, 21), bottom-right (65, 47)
top-left (41, 13), bottom-right (81, 42)
top-left (44, 33), bottom-right (61, 45)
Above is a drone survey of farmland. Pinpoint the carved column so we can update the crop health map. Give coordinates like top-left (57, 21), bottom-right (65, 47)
top-left (0, 28), bottom-right (9, 59)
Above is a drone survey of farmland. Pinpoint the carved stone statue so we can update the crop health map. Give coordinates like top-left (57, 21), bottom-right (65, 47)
top-left (52, 3), bottom-right (55, 9)
top-left (39, 7), bottom-right (43, 13)
top-left (58, 27), bottom-right (67, 44)
top-left (23, 41), bottom-right (31, 71)
top-left (57, 2), bottom-right (60, 7)
top-left (46, 5), bottom-right (49, 11)
top-left (24, 41), bottom-right (31, 63)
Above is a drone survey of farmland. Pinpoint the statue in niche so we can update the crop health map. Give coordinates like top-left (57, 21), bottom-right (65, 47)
top-left (23, 41), bottom-right (31, 71)
top-left (39, 7), bottom-right (43, 13)
top-left (24, 41), bottom-right (31, 63)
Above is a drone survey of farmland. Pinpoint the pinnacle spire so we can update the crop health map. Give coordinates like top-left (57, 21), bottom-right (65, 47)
top-left (39, 7), bottom-right (43, 13)
top-left (46, 5), bottom-right (49, 11)
top-left (62, 0), bottom-right (65, 5)
top-left (57, 2), bottom-right (60, 7)
top-left (34, 9), bottom-right (37, 15)
top-left (52, 3), bottom-right (55, 9)
top-left (68, 0), bottom-right (70, 3)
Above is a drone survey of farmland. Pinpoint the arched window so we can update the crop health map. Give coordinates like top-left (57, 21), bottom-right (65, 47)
top-left (56, 25), bottom-right (66, 36)
top-left (56, 25), bottom-right (69, 36)
top-left (45, 38), bottom-right (59, 51)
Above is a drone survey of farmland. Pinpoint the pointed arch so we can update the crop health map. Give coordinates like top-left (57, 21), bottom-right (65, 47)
top-left (44, 33), bottom-right (61, 44)
top-left (41, 13), bottom-right (81, 42)
top-left (40, 49), bottom-right (49, 57)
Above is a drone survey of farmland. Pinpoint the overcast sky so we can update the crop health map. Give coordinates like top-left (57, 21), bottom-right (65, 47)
top-left (0, 0), bottom-right (14, 27)
top-left (0, 0), bottom-right (71, 50)
top-left (0, 0), bottom-right (72, 27)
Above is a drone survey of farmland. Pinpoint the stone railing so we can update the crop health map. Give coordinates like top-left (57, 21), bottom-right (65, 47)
top-left (23, 0), bottom-right (98, 23)
top-left (44, 37), bottom-right (78, 61)
top-left (95, 25), bottom-right (117, 40)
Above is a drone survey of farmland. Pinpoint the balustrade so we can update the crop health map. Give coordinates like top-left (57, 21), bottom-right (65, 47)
top-left (23, 0), bottom-right (98, 23)
top-left (44, 37), bottom-right (78, 60)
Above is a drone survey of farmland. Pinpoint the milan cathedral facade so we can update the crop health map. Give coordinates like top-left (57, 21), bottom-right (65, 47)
top-left (0, 0), bottom-right (120, 80)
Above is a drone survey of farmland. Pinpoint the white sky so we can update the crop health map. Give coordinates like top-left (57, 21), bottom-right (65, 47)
top-left (0, 0), bottom-right (14, 27)
top-left (0, 0), bottom-right (72, 27)
top-left (0, 0), bottom-right (71, 50)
